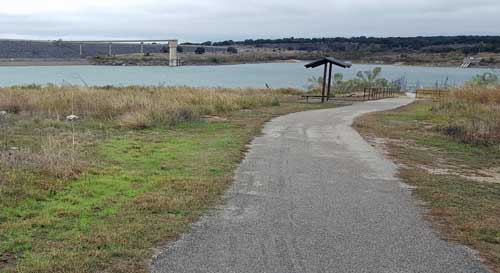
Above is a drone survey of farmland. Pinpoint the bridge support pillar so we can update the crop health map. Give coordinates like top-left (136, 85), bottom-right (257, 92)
top-left (79, 44), bottom-right (83, 58)
top-left (168, 40), bottom-right (178, 67)
top-left (108, 43), bottom-right (112, 56)
top-left (140, 42), bottom-right (144, 54)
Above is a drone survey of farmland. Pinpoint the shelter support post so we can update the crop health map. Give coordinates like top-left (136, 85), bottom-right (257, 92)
top-left (321, 64), bottom-right (327, 103)
top-left (326, 62), bottom-right (333, 101)
top-left (304, 57), bottom-right (351, 103)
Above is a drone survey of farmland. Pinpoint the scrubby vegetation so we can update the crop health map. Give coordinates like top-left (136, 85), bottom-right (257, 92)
top-left (0, 85), bottom-right (336, 273)
top-left (425, 73), bottom-right (500, 145)
top-left (432, 86), bottom-right (500, 145)
top-left (307, 67), bottom-right (400, 94)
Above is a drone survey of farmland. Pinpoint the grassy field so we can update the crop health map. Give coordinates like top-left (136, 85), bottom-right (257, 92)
top-left (0, 85), bottom-right (341, 273)
top-left (354, 87), bottom-right (500, 272)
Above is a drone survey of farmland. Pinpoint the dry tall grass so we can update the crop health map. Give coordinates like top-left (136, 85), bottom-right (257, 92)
top-left (0, 85), bottom-right (296, 181)
top-left (0, 85), bottom-right (293, 128)
top-left (432, 86), bottom-right (500, 144)
top-left (0, 136), bottom-right (86, 179)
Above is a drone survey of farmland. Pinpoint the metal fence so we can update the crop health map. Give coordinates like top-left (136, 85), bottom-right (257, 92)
top-left (415, 89), bottom-right (449, 99)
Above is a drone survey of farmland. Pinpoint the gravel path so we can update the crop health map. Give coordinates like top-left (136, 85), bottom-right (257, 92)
top-left (152, 98), bottom-right (488, 273)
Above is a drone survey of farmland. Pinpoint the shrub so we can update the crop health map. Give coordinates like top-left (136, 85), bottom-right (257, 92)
top-left (119, 110), bottom-right (153, 129)
top-left (227, 47), bottom-right (238, 54)
top-left (194, 47), bottom-right (206, 54)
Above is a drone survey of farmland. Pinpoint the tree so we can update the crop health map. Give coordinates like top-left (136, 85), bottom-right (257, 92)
top-left (214, 40), bottom-right (235, 46)
top-left (227, 47), bottom-right (238, 54)
top-left (177, 46), bottom-right (184, 53)
top-left (307, 76), bottom-right (323, 93)
top-left (195, 47), bottom-right (206, 54)
top-left (333, 73), bottom-right (344, 87)
top-left (355, 67), bottom-right (383, 87)
top-left (201, 41), bottom-right (212, 46)
top-left (53, 39), bottom-right (63, 46)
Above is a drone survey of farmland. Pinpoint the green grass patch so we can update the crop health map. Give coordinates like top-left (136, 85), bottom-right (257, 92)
top-left (0, 98), bottom-right (342, 273)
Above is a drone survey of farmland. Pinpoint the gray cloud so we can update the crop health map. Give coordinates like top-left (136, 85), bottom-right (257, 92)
top-left (0, 0), bottom-right (499, 42)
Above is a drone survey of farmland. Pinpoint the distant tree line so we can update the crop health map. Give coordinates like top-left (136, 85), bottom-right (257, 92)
top-left (211, 36), bottom-right (500, 53)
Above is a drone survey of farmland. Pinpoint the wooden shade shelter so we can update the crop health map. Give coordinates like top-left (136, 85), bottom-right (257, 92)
top-left (305, 57), bottom-right (352, 102)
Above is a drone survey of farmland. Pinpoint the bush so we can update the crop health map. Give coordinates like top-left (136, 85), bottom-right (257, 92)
top-left (195, 47), bottom-right (206, 54)
top-left (227, 47), bottom-right (238, 54)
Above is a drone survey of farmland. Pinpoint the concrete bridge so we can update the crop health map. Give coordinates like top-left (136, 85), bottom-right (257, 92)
top-left (0, 38), bottom-right (180, 66)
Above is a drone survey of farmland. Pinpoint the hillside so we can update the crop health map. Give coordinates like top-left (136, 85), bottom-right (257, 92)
top-left (1, 36), bottom-right (500, 67)
top-left (0, 41), bottom-right (225, 60)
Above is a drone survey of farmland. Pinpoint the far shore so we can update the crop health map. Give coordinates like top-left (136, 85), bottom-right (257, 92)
top-left (0, 59), bottom-right (90, 66)
top-left (0, 58), bottom-right (499, 69)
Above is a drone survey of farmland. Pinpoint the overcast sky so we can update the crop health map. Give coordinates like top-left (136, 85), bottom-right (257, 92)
top-left (1, 0), bottom-right (499, 42)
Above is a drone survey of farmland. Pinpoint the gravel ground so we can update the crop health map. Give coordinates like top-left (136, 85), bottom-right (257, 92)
top-left (152, 98), bottom-right (489, 273)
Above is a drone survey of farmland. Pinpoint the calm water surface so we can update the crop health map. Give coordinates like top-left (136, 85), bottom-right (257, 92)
top-left (0, 62), bottom-right (498, 89)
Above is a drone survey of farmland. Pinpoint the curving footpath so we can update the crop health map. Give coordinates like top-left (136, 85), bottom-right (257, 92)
top-left (152, 98), bottom-right (489, 273)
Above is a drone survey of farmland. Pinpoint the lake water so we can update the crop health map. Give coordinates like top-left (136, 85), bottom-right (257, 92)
top-left (0, 62), bottom-right (498, 89)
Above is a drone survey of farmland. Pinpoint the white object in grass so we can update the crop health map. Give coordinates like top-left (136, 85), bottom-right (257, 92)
top-left (66, 114), bottom-right (79, 121)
